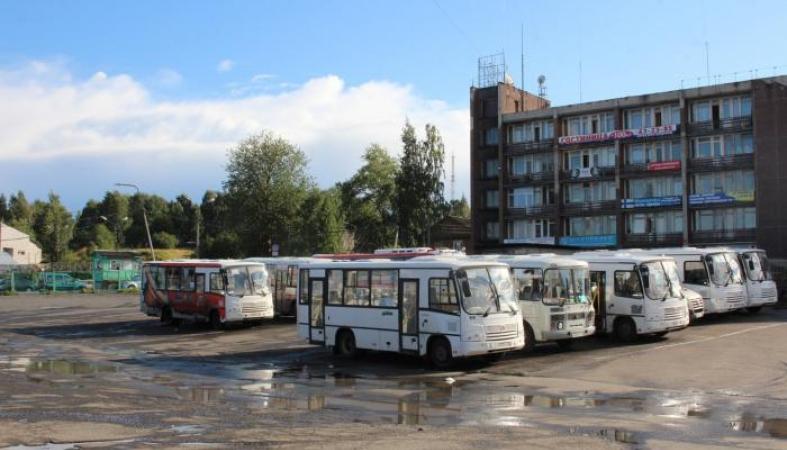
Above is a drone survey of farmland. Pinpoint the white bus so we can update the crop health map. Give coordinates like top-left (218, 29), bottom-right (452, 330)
top-left (734, 247), bottom-right (778, 313)
top-left (495, 254), bottom-right (596, 351)
top-left (246, 257), bottom-right (317, 317)
top-left (636, 247), bottom-right (746, 314)
top-left (573, 251), bottom-right (689, 341)
top-left (296, 258), bottom-right (525, 368)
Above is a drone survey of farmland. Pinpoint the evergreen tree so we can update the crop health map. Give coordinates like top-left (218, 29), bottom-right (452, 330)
top-left (32, 193), bottom-right (74, 262)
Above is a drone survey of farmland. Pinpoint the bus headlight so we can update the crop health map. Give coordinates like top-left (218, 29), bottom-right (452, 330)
top-left (551, 315), bottom-right (566, 331)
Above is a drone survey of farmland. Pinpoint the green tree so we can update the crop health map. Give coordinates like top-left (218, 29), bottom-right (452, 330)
top-left (93, 223), bottom-right (117, 249)
top-left (0, 194), bottom-right (9, 222)
top-left (126, 193), bottom-right (170, 248)
top-left (71, 199), bottom-right (103, 249)
top-left (339, 144), bottom-right (399, 251)
top-left (448, 195), bottom-right (470, 219)
top-left (32, 192), bottom-right (74, 262)
top-left (169, 194), bottom-right (198, 246)
top-left (152, 231), bottom-right (178, 249)
top-left (295, 188), bottom-right (346, 254)
top-left (98, 191), bottom-right (130, 247)
top-left (8, 191), bottom-right (34, 236)
top-left (224, 131), bottom-right (313, 256)
top-left (395, 121), bottom-right (447, 246)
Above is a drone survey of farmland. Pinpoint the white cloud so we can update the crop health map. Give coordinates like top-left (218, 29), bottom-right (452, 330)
top-left (217, 59), bottom-right (234, 72)
top-left (153, 68), bottom-right (183, 87)
top-left (0, 61), bottom-right (471, 200)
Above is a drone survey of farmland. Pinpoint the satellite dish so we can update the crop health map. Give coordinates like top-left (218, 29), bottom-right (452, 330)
top-left (537, 75), bottom-right (546, 85)
top-left (504, 73), bottom-right (515, 85)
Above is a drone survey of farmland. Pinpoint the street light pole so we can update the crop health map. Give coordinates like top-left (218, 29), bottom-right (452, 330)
top-left (115, 183), bottom-right (156, 261)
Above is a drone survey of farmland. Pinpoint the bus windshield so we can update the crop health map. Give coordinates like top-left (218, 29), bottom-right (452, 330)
top-left (742, 251), bottom-right (771, 281)
top-left (488, 266), bottom-right (519, 314)
top-left (706, 253), bottom-right (743, 287)
top-left (226, 265), bottom-right (268, 297)
top-left (456, 268), bottom-right (500, 315)
top-left (640, 261), bottom-right (680, 300)
top-left (542, 268), bottom-right (590, 306)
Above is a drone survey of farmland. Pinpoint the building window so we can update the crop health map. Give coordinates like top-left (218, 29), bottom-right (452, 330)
top-left (693, 170), bottom-right (754, 196)
top-left (692, 134), bottom-right (752, 158)
top-left (507, 219), bottom-right (555, 240)
top-left (627, 177), bottom-right (682, 199)
top-left (509, 153), bottom-right (553, 176)
top-left (562, 112), bottom-right (615, 136)
top-left (692, 96), bottom-right (751, 123)
top-left (485, 221), bottom-right (500, 240)
top-left (626, 140), bottom-right (682, 164)
top-left (627, 211), bottom-right (683, 235)
top-left (693, 207), bottom-right (756, 231)
top-left (625, 104), bottom-right (680, 128)
top-left (564, 146), bottom-right (616, 170)
top-left (484, 128), bottom-right (499, 146)
top-left (509, 185), bottom-right (554, 208)
top-left (2, 247), bottom-right (12, 256)
top-left (483, 159), bottom-right (499, 178)
top-left (565, 181), bottom-right (616, 204)
top-left (508, 120), bottom-right (554, 144)
top-left (485, 190), bottom-right (499, 208)
top-left (565, 215), bottom-right (616, 237)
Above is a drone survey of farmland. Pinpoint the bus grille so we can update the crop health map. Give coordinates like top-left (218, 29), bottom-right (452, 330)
top-left (761, 287), bottom-right (777, 300)
top-left (485, 324), bottom-right (518, 341)
top-left (242, 304), bottom-right (269, 317)
top-left (725, 295), bottom-right (745, 308)
top-left (663, 307), bottom-right (684, 321)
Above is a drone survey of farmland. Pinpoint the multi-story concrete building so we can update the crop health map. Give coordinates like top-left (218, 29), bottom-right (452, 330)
top-left (470, 76), bottom-right (787, 258)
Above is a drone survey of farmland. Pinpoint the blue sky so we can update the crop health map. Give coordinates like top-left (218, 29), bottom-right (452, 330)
top-left (1, 0), bottom-right (786, 211)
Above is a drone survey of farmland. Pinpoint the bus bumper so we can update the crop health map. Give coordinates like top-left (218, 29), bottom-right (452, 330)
top-left (541, 326), bottom-right (595, 341)
top-left (462, 335), bottom-right (525, 356)
top-left (637, 316), bottom-right (689, 334)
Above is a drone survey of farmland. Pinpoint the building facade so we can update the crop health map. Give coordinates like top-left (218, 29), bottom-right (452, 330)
top-left (470, 76), bottom-right (787, 258)
top-left (0, 222), bottom-right (42, 265)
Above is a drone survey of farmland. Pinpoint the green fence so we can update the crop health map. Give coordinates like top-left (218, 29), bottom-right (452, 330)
top-left (0, 261), bottom-right (140, 294)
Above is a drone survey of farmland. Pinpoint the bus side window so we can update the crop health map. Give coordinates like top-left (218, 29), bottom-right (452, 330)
top-left (299, 270), bottom-right (309, 304)
top-left (371, 270), bottom-right (398, 307)
top-left (195, 273), bottom-right (205, 293)
top-left (166, 267), bottom-right (181, 291)
top-left (429, 278), bottom-right (459, 314)
top-left (685, 261), bottom-right (708, 285)
top-left (614, 271), bottom-right (643, 299)
top-left (516, 269), bottom-right (542, 301)
top-left (181, 268), bottom-right (196, 291)
top-left (288, 265), bottom-right (298, 287)
top-left (327, 270), bottom-right (343, 305)
top-left (209, 272), bottom-right (224, 293)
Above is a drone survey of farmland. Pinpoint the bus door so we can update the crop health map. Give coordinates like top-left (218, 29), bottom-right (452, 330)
top-left (399, 279), bottom-right (419, 352)
top-left (309, 278), bottom-right (325, 343)
top-left (590, 271), bottom-right (607, 332)
top-left (194, 273), bottom-right (207, 317)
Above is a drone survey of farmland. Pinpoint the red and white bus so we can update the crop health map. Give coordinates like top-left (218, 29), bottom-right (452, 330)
top-left (141, 260), bottom-right (274, 328)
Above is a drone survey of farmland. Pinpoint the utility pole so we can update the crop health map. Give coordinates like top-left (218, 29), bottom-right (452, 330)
top-left (115, 183), bottom-right (156, 261)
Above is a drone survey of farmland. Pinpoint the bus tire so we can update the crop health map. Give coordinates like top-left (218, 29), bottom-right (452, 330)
top-left (335, 329), bottom-right (358, 358)
top-left (614, 317), bottom-right (637, 343)
top-left (522, 321), bottom-right (536, 352)
top-left (161, 306), bottom-right (173, 325)
top-left (427, 336), bottom-right (453, 369)
top-left (747, 306), bottom-right (762, 314)
top-left (209, 310), bottom-right (223, 330)
top-left (556, 339), bottom-right (574, 351)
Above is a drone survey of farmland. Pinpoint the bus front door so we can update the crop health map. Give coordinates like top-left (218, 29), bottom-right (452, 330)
top-left (590, 271), bottom-right (606, 333)
top-left (399, 279), bottom-right (419, 352)
top-left (309, 278), bottom-right (325, 343)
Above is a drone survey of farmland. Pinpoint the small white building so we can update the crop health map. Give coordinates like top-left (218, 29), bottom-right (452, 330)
top-left (0, 222), bottom-right (42, 265)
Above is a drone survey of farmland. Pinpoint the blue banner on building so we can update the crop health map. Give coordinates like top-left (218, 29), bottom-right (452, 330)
top-left (559, 235), bottom-right (617, 247)
top-left (621, 196), bottom-right (681, 209)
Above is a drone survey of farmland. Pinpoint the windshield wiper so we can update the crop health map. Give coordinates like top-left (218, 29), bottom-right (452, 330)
top-left (483, 305), bottom-right (493, 317)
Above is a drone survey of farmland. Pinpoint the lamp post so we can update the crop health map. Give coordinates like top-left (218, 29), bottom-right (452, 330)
top-left (115, 183), bottom-right (156, 261)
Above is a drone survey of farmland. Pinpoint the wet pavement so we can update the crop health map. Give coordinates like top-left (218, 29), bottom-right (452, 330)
top-left (1, 294), bottom-right (786, 449)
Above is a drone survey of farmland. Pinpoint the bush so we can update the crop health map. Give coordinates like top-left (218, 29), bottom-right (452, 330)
top-left (152, 231), bottom-right (179, 249)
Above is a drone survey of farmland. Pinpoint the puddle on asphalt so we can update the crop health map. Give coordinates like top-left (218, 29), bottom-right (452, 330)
top-left (176, 386), bottom-right (225, 404)
top-left (24, 359), bottom-right (119, 375)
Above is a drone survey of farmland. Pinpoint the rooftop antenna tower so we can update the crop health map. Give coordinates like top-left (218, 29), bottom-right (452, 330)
top-left (520, 24), bottom-right (525, 90)
top-left (537, 74), bottom-right (547, 108)
top-left (450, 151), bottom-right (456, 201)
top-left (477, 52), bottom-right (506, 87)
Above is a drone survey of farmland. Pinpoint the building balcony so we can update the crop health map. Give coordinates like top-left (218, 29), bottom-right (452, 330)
top-left (687, 116), bottom-right (753, 136)
top-left (688, 153), bottom-right (754, 172)
top-left (623, 233), bottom-right (684, 248)
top-left (506, 204), bottom-right (556, 218)
top-left (506, 171), bottom-right (555, 185)
top-left (691, 229), bottom-right (756, 245)
top-left (559, 166), bottom-right (616, 182)
top-left (562, 200), bottom-right (618, 215)
top-left (621, 160), bottom-right (681, 176)
top-left (506, 139), bottom-right (554, 154)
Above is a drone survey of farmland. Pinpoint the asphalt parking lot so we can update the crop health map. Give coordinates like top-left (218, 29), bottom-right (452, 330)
top-left (1, 294), bottom-right (786, 449)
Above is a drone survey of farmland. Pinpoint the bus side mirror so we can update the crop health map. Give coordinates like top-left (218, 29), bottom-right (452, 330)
top-left (461, 280), bottom-right (472, 298)
top-left (748, 260), bottom-right (755, 271)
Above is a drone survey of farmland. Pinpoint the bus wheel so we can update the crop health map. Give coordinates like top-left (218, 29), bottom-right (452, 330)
top-left (335, 330), bottom-right (358, 357)
top-left (614, 317), bottom-right (637, 343)
top-left (161, 307), bottom-right (173, 325)
top-left (427, 337), bottom-right (453, 369)
top-left (522, 321), bottom-right (536, 352)
top-left (209, 310), bottom-right (223, 330)
top-left (556, 339), bottom-right (574, 351)
top-left (747, 306), bottom-right (762, 314)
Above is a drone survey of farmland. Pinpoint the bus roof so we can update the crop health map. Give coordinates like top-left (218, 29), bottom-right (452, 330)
top-left (144, 259), bottom-right (266, 269)
top-left (494, 253), bottom-right (590, 269)
top-left (572, 250), bottom-right (675, 265)
top-left (302, 258), bottom-right (508, 271)
top-left (629, 246), bottom-right (739, 257)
